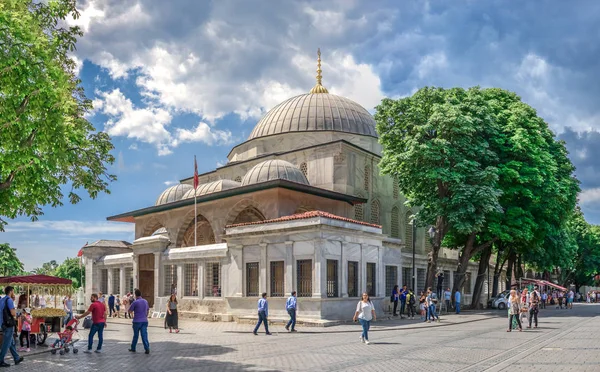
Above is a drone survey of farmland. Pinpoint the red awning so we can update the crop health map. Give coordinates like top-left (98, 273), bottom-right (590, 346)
top-left (0, 274), bottom-right (72, 286)
top-left (540, 280), bottom-right (567, 292)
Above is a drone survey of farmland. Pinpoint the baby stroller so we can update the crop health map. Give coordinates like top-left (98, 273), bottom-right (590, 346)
top-left (51, 319), bottom-right (79, 355)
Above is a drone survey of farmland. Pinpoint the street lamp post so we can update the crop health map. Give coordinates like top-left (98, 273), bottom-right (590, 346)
top-left (412, 217), bottom-right (417, 292)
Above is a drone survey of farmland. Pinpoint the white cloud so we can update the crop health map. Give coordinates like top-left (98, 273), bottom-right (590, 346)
top-left (579, 188), bottom-right (600, 206)
top-left (416, 52), bottom-right (448, 79)
top-left (5, 220), bottom-right (134, 236)
top-left (163, 180), bottom-right (177, 186)
top-left (173, 122), bottom-right (233, 147)
top-left (129, 143), bottom-right (139, 150)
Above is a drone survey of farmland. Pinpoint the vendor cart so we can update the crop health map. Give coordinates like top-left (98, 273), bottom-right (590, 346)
top-left (0, 274), bottom-right (72, 345)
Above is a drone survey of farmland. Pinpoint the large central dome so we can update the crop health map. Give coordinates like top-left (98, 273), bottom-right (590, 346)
top-left (248, 93), bottom-right (378, 140)
top-left (247, 49), bottom-right (377, 141)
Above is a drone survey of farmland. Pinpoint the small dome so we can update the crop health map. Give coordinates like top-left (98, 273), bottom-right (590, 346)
top-left (155, 184), bottom-right (193, 206)
top-left (242, 159), bottom-right (309, 186)
top-left (183, 179), bottom-right (241, 199)
top-left (248, 93), bottom-right (377, 141)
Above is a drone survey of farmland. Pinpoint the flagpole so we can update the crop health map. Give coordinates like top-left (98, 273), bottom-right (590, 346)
top-left (194, 155), bottom-right (198, 247)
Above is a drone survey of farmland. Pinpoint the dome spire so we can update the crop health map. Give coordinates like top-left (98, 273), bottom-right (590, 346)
top-left (310, 48), bottom-right (329, 94)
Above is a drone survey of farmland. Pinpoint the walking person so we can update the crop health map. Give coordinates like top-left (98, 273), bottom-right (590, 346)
top-left (391, 285), bottom-right (400, 316)
top-left (454, 289), bottom-right (461, 314)
top-left (18, 308), bottom-right (32, 352)
top-left (444, 288), bottom-right (452, 313)
top-left (399, 285), bottom-right (408, 319)
top-left (0, 286), bottom-right (24, 367)
top-left (528, 285), bottom-right (540, 329)
top-left (128, 289), bottom-right (150, 354)
top-left (353, 292), bottom-right (376, 345)
top-left (419, 291), bottom-right (427, 320)
top-left (123, 294), bottom-right (130, 319)
top-left (115, 295), bottom-right (121, 318)
top-left (108, 294), bottom-right (115, 318)
top-left (520, 288), bottom-right (530, 326)
top-left (557, 291), bottom-right (564, 309)
top-left (165, 294), bottom-right (179, 333)
top-left (285, 291), bottom-right (297, 332)
top-left (567, 289), bottom-right (574, 309)
top-left (426, 288), bottom-right (440, 323)
top-left (76, 293), bottom-right (107, 353)
top-left (253, 293), bottom-right (271, 335)
top-left (507, 290), bottom-right (523, 332)
top-left (541, 291), bottom-right (547, 309)
top-left (63, 294), bottom-right (73, 326)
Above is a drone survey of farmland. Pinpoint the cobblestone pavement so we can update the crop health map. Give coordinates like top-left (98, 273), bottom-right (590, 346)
top-left (7, 304), bottom-right (600, 371)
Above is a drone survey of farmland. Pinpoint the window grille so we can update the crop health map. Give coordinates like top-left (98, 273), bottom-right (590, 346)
top-left (366, 263), bottom-right (376, 297)
top-left (385, 266), bottom-right (398, 297)
top-left (405, 212), bottom-right (414, 250)
top-left (364, 165), bottom-right (370, 191)
top-left (348, 261), bottom-right (359, 297)
top-left (246, 262), bottom-right (259, 297)
top-left (326, 260), bottom-right (338, 298)
top-left (270, 261), bottom-right (285, 297)
top-left (391, 206), bottom-right (399, 238)
top-left (370, 199), bottom-right (380, 225)
top-left (100, 269), bottom-right (108, 294)
top-left (417, 268), bottom-right (426, 294)
top-left (124, 268), bottom-right (133, 293)
top-left (354, 204), bottom-right (363, 221)
top-left (393, 180), bottom-right (399, 200)
top-left (164, 265), bottom-right (177, 296)
top-left (300, 162), bottom-right (308, 178)
top-left (205, 262), bottom-right (221, 297)
top-left (184, 263), bottom-right (198, 297)
top-left (111, 268), bottom-right (120, 295)
top-left (296, 260), bottom-right (312, 297)
top-left (403, 267), bottom-right (412, 289)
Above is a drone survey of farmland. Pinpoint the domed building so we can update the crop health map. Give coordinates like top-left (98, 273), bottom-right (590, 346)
top-left (83, 50), bottom-right (489, 321)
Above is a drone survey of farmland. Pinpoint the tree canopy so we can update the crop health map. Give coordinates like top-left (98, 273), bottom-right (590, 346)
top-left (0, 243), bottom-right (25, 276)
top-left (0, 0), bottom-right (116, 230)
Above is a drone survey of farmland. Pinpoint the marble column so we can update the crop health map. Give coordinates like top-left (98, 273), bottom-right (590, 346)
top-left (119, 267), bottom-right (126, 297)
top-left (360, 244), bottom-right (367, 295)
top-left (377, 245), bottom-right (384, 297)
top-left (341, 242), bottom-right (348, 298)
top-left (176, 264), bottom-right (184, 298)
top-left (284, 241), bottom-right (294, 296)
top-left (107, 269), bottom-right (114, 295)
top-left (313, 239), bottom-right (325, 298)
top-left (259, 243), bottom-right (267, 294)
top-left (132, 254), bottom-right (139, 290)
top-left (153, 252), bottom-right (161, 306)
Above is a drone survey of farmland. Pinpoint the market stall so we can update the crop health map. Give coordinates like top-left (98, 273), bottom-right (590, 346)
top-left (0, 274), bottom-right (72, 345)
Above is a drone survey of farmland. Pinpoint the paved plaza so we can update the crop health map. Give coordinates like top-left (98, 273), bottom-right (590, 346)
top-left (10, 304), bottom-right (600, 371)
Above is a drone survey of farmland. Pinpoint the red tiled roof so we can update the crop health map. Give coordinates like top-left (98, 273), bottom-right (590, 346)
top-left (226, 210), bottom-right (382, 229)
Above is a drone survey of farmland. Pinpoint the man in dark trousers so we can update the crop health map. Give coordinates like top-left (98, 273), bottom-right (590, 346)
top-left (76, 293), bottom-right (107, 353)
top-left (108, 294), bottom-right (115, 318)
top-left (0, 286), bottom-right (24, 367)
top-left (128, 289), bottom-right (150, 354)
top-left (285, 291), bottom-right (297, 332)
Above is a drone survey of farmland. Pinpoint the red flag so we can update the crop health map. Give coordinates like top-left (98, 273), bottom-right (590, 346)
top-left (193, 156), bottom-right (199, 189)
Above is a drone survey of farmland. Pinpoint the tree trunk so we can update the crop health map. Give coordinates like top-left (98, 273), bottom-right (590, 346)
top-left (492, 246), bottom-right (509, 297)
top-left (452, 234), bottom-right (476, 305)
top-left (471, 244), bottom-right (492, 309)
top-left (505, 250), bottom-right (516, 290)
top-left (425, 215), bottom-right (447, 291)
top-left (515, 254), bottom-right (524, 280)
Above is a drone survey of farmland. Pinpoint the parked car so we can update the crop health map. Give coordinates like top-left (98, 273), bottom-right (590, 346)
top-left (488, 290), bottom-right (510, 310)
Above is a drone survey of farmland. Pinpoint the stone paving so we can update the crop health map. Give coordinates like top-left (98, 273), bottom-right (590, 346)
top-left (5, 304), bottom-right (599, 371)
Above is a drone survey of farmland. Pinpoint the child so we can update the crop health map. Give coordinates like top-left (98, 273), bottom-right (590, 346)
top-left (115, 295), bottom-right (121, 318)
top-left (18, 309), bottom-right (32, 352)
top-left (52, 325), bottom-right (74, 348)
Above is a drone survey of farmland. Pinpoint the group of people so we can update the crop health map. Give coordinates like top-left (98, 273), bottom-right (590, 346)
top-left (76, 289), bottom-right (151, 354)
top-left (391, 285), bottom-right (462, 322)
top-left (506, 285), bottom-right (542, 332)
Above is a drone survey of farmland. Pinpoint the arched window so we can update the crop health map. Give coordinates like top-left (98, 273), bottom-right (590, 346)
top-left (364, 165), bottom-right (370, 192)
top-left (300, 162), bottom-right (308, 178)
top-left (182, 215), bottom-right (215, 247)
top-left (405, 211), bottom-right (414, 250)
top-left (234, 176), bottom-right (242, 183)
top-left (354, 203), bottom-right (364, 221)
top-left (393, 180), bottom-right (399, 200)
top-left (232, 207), bottom-right (265, 225)
top-left (370, 200), bottom-right (380, 225)
top-left (391, 207), bottom-right (399, 238)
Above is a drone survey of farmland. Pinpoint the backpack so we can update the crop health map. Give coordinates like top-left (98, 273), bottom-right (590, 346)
top-left (82, 316), bottom-right (92, 329)
top-left (1, 297), bottom-right (16, 329)
top-left (408, 293), bottom-right (416, 305)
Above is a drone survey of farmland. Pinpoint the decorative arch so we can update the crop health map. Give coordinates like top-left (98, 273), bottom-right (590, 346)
top-left (140, 217), bottom-right (166, 238)
top-left (225, 199), bottom-right (268, 227)
top-left (390, 206), bottom-right (399, 238)
top-left (370, 199), bottom-right (380, 225)
top-left (180, 214), bottom-right (216, 247)
top-left (405, 211), bottom-right (414, 250)
top-left (294, 206), bottom-right (314, 214)
top-left (231, 206), bottom-right (266, 225)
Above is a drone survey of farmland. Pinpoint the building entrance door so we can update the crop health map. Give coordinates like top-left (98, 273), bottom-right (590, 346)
top-left (138, 254), bottom-right (155, 307)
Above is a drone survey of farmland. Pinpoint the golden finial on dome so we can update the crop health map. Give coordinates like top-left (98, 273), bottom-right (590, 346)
top-left (310, 48), bottom-right (329, 94)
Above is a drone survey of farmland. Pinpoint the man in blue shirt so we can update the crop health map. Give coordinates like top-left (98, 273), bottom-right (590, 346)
top-left (253, 293), bottom-right (271, 335)
top-left (108, 294), bottom-right (115, 318)
top-left (399, 285), bottom-right (408, 319)
top-left (0, 286), bottom-right (24, 367)
top-left (455, 290), bottom-right (461, 314)
top-left (444, 288), bottom-right (452, 312)
top-left (285, 291), bottom-right (297, 332)
top-left (128, 289), bottom-right (150, 354)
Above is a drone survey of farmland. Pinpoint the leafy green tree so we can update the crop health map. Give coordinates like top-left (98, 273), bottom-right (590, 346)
top-left (376, 87), bottom-right (502, 289)
top-left (32, 259), bottom-right (59, 275)
top-left (0, 243), bottom-right (25, 276)
top-left (54, 257), bottom-right (84, 289)
top-left (561, 209), bottom-right (600, 291)
top-left (0, 0), bottom-right (116, 231)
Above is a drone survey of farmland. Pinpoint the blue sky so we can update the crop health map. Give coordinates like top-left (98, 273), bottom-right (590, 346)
top-left (3, 0), bottom-right (600, 270)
